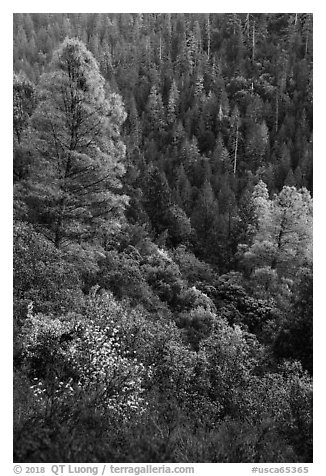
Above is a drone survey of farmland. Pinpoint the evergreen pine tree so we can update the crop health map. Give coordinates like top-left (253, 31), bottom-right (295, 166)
top-left (16, 38), bottom-right (128, 248)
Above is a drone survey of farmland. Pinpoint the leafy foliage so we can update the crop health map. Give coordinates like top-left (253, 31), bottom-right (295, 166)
top-left (14, 221), bottom-right (83, 320)
top-left (239, 182), bottom-right (313, 296)
top-left (13, 16), bottom-right (313, 463)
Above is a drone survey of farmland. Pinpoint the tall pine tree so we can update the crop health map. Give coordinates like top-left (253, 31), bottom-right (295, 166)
top-left (16, 38), bottom-right (128, 248)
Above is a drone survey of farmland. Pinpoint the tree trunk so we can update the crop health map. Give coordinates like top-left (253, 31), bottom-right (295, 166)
top-left (233, 124), bottom-right (239, 175)
top-left (207, 15), bottom-right (211, 59)
top-left (275, 90), bottom-right (279, 133)
top-left (159, 34), bottom-right (162, 62)
top-left (252, 20), bottom-right (255, 62)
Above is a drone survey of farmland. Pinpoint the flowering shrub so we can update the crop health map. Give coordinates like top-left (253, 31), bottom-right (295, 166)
top-left (66, 320), bottom-right (150, 417)
top-left (21, 303), bottom-right (150, 420)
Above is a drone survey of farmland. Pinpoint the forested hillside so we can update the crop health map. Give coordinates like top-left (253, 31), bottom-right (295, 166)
top-left (13, 13), bottom-right (313, 463)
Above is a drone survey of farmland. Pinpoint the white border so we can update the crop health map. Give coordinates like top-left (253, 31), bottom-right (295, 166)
top-left (2, 3), bottom-right (324, 474)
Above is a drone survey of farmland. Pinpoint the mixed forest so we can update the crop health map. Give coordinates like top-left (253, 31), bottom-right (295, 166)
top-left (13, 13), bottom-right (313, 463)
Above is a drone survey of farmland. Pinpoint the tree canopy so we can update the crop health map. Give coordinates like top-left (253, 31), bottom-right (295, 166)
top-left (15, 38), bottom-right (128, 250)
top-left (13, 15), bottom-right (313, 464)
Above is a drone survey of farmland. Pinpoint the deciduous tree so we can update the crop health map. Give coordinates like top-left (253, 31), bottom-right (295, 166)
top-left (241, 182), bottom-right (313, 287)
